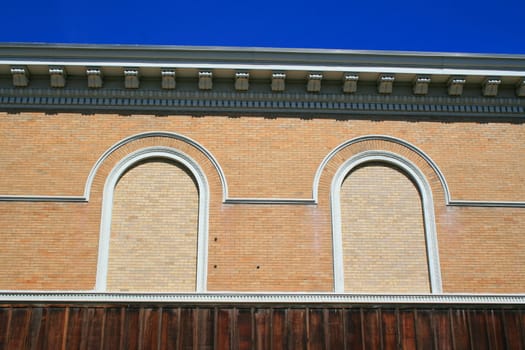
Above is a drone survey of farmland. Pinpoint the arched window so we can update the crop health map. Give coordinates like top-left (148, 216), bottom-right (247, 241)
top-left (96, 146), bottom-right (209, 292)
top-left (331, 151), bottom-right (442, 293)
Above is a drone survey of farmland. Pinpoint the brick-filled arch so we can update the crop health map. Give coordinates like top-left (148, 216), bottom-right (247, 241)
top-left (340, 163), bottom-right (430, 293)
top-left (96, 146), bottom-right (210, 292)
top-left (331, 151), bottom-right (442, 293)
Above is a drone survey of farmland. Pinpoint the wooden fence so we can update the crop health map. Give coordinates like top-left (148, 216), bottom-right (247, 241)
top-left (0, 303), bottom-right (524, 349)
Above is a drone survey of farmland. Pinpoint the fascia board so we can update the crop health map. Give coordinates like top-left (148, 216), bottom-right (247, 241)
top-left (0, 44), bottom-right (524, 73)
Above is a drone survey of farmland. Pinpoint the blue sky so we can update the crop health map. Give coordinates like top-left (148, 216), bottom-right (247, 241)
top-left (2, 0), bottom-right (524, 54)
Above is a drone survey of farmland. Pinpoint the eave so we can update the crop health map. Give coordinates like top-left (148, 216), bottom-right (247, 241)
top-left (0, 43), bottom-right (524, 119)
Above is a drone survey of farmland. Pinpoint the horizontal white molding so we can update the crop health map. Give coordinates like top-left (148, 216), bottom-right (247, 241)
top-left (449, 200), bottom-right (525, 208)
top-left (1, 60), bottom-right (525, 78)
top-left (2, 195), bottom-right (524, 207)
top-left (0, 195), bottom-right (86, 202)
top-left (224, 198), bottom-right (316, 205)
top-left (0, 292), bottom-right (524, 305)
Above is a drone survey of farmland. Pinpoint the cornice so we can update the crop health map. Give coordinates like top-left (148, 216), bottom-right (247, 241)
top-left (0, 44), bottom-right (524, 115)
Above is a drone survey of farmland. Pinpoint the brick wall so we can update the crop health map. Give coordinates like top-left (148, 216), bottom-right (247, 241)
top-left (0, 112), bottom-right (523, 293)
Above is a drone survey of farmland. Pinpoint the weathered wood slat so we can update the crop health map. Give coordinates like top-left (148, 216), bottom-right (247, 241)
top-left (0, 307), bottom-right (9, 349)
top-left (487, 310), bottom-right (506, 350)
top-left (141, 308), bottom-right (160, 350)
top-left (86, 308), bottom-right (105, 350)
top-left (254, 308), bottom-right (270, 350)
top-left (216, 308), bottom-right (231, 350)
top-left (0, 304), bottom-right (523, 349)
top-left (45, 307), bottom-right (66, 350)
top-left (160, 307), bottom-right (179, 349)
top-left (344, 308), bottom-right (363, 349)
top-left (432, 309), bottom-right (452, 350)
top-left (122, 307), bottom-right (140, 350)
top-left (271, 308), bottom-right (286, 350)
top-left (363, 309), bottom-right (380, 349)
top-left (197, 308), bottom-right (214, 350)
top-left (288, 308), bottom-right (306, 350)
top-left (7, 307), bottom-right (31, 349)
top-left (28, 307), bottom-right (45, 350)
top-left (502, 310), bottom-right (522, 350)
top-left (102, 307), bottom-right (122, 350)
top-left (470, 310), bottom-right (490, 350)
top-left (399, 309), bottom-right (417, 350)
top-left (381, 309), bottom-right (397, 350)
top-left (415, 309), bottom-right (434, 349)
top-left (326, 309), bottom-right (344, 349)
top-left (307, 309), bottom-right (324, 350)
top-left (237, 308), bottom-right (252, 350)
top-left (451, 309), bottom-right (471, 350)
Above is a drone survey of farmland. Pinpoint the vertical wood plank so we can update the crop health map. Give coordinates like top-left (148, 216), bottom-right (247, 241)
top-left (43, 307), bottom-right (66, 350)
top-left (141, 308), bottom-right (160, 350)
top-left (178, 308), bottom-right (195, 350)
top-left (254, 308), bottom-right (270, 350)
top-left (520, 309), bottom-right (525, 349)
top-left (362, 309), bottom-right (381, 349)
top-left (197, 308), bottom-right (214, 350)
top-left (7, 307), bottom-right (31, 350)
top-left (237, 308), bottom-right (253, 350)
top-left (432, 309), bottom-right (452, 350)
top-left (122, 307), bottom-right (141, 350)
top-left (450, 309), bottom-right (471, 350)
top-left (102, 307), bottom-right (122, 350)
top-left (0, 307), bottom-right (10, 349)
top-left (344, 308), bottom-right (363, 349)
top-left (85, 308), bottom-right (105, 350)
top-left (469, 310), bottom-right (489, 350)
top-left (27, 306), bottom-right (44, 350)
top-left (288, 308), bottom-right (306, 350)
top-left (381, 309), bottom-right (398, 350)
top-left (160, 307), bottom-right (179, 350)
top-left (216, 308), bottom-right (231, 350)
top-left (326, 309), bottom-right (344, 349)
top-left (487, 310), bottom-right (506, 350)
top-left (502, 310), bottom-right (523, 350)
top-left (415, 309), bottom-right (433, 350)
top-left (64, 307), bottom-right (86, 350)
top-left (307, 308), bottom-right (324, 350)
top-left (399, 310), bottom-right (416, 350)
top-left (271, 308), bottom-right (287, 350)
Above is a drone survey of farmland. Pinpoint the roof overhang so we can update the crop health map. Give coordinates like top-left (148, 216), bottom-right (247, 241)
top-left (0, 44), bottom-right (524, 119)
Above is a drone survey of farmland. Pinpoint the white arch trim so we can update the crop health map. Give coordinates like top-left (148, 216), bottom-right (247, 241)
top-left (84, 131), bottom-right (227, 202)
top-left (95, 146), bottom-right (210, 292)
top-left (314, 135), bottom-right (450, 204)
top-left (331, 150), bottom-right (443, 294)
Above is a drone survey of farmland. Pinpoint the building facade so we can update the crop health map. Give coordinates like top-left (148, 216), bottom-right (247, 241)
top-left (0, 44), bottom-right (524, 347)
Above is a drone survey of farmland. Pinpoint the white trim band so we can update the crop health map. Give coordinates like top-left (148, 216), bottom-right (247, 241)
top-left (1, 292), bottom-right (524, 305)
